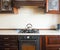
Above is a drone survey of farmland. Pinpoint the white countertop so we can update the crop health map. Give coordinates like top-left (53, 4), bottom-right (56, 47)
top-left (0, 30), bottom-right (60, 35)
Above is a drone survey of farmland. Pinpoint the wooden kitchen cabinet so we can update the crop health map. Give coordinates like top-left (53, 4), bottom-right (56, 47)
top-left (13, 0), bottom-right (46, 8)
top-left (45, 35), bottom-right (60, 50)
top-left (0, 0), bottom-right (18, 14)
top-left (0, 35), bottom-right (18, 50)
top-left (0, 0), bottom-right (14, 13)
top-left (40, 36), bottom-right (43, 50)
top-left (46, 0), bottom-right (60, 14)
top-left (0, 35), bottom-right (43, 50)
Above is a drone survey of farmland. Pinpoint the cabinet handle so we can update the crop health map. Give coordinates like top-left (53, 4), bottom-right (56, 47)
top-left (59, 48), bottom-right (60, 50)
top-left (4, 44), bottom-right (9, 46)
top-left (4, 38), bottom-right (9, 39)
top-left (5, 48), bottom-right (9, 50)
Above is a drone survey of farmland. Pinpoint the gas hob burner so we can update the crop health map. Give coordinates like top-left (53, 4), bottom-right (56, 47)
top-left (18, 23), bottom-right (39, 33)
top-left (18, 29), bottom-right (39, 33)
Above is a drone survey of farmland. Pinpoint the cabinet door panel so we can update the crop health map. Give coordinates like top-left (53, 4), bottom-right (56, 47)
top-left (0, 35), bottom-right (18, 50)
top-left (10, 48), bottom-right (18, 50)
top-left (3, 43), bottom-right (18, 47)
top-left (0, 0), bottom-right (14, 13)
top-left (0, 35), bottom-right (17, 41)
top-left (46, 0), bottom-right (60, 14)
top-left (4, 48), bottom-right (18, 50)
top-left (46, 36), bottom-right (60, 46)
top-left (46, 47), bottom-right (59, 50)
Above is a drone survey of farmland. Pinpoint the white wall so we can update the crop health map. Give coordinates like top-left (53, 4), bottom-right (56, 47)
top-left (57, 15), bottom-right (60, 24)
top-left (0, 7), bottom-right (59, 29)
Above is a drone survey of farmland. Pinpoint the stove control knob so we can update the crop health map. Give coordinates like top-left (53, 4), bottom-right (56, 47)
top-left (27, 36), bottom-right (30, 39)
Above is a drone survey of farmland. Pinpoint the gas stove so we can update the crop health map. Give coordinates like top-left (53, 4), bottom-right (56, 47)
top-left (17, 23), bottom-right (39, 33)
top-left (18, 29), bottom-right (39, 33)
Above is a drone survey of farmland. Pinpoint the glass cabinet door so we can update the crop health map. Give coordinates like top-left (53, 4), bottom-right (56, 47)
top-left (1, 0), bottom-right (12, 11)
top-left (46, 0), bottom-right (60, 14)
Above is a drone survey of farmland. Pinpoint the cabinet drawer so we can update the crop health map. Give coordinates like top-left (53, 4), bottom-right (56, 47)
top-left (0, 48), bottom-right (18, 50)
top-left (4, 40), bottom-right (18, 42)
top-left (3, 43), bottom-right (18, 47)
top-left (4, 47), bottom-right (18, 50)
top-left (46, 47), bottom-right (60, 50)
top-left (0, 35), bottom-right (17, 41)
top-left (0, 41), bottom-right (18, 45)
top-left (46, 36), bottom-right (60, 45)
top-left (10, 48), bottom-right (18, 50)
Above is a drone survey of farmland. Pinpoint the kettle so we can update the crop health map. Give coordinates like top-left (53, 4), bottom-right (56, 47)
top-left (26, 23), bottom-right (32, 30)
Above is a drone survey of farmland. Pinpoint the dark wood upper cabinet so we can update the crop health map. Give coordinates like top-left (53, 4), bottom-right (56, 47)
top-left (0, 0), bottom-right (14, 13)
top-left (46, 0), bottom-right (60, 14)
top-left (0, 0), bottom-right (46, 13)
top-left (0, 0), bottom-right (18, 14)
top-left (13, 0), bottom-right (46, 8)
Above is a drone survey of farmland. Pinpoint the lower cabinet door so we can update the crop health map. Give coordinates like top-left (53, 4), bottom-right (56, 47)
top-left (10, 48), bottom-right (18, 50)
top-left (0, 48), bottom-right (4, 50)
top-left (4, 48), bottom-right (18, 50)
top-left (46, 36), bottom-right (60, 45)
top-left (4, 48), bottom-right (10, 50)
top-left (46, 47), bottom-right (60, 50)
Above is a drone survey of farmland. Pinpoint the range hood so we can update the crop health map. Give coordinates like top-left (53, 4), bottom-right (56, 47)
top-left (13, 0), bottom-right (46, 13)
top-left (14, 0), bottom-right (46, 8)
